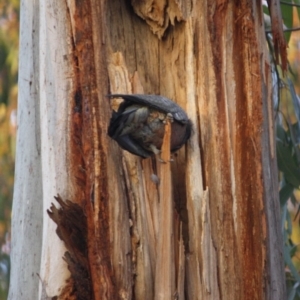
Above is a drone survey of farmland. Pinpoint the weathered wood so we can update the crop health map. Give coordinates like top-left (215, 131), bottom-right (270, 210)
top-left (9, 0), bottom-right (72, 298)
top-left (8, 0), bottom-right (44, 296)
top-left (108, 0), bottom-right (285, 298)
top-left (10, 0), bottom-right (286, 299)
top-left (154, 119), bottom-right (174, 299)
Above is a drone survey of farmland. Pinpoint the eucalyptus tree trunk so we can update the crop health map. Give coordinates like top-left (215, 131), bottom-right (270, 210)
top-left (9, 0), bottom-right (285, 299)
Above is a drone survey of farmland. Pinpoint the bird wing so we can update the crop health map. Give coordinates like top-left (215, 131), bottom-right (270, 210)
top-left (107, 94), bottom-right (189, 124)
top-left (114, 135), bottom-right (153, 158)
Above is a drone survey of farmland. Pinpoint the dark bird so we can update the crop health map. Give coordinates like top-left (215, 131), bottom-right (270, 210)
top-left (107, 94), bottom-right (192, 158)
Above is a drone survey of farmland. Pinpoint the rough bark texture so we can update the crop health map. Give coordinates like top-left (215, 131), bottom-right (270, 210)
top-left (9, 0), bottom-right (285, 299)
top-left (9, 0), bottom-right (72, 298)
top-left (106, 1), bottom-right (285, 298)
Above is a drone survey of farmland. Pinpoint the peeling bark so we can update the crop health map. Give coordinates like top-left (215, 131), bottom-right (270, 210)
top-left (130, 0), bottom-right (192, 38)
top-left (266, 0), bottom-right (287, 70)
top-left (47, 195), bottom-right (92, 299)
top-left (10, 0), bottom-right (285, 299)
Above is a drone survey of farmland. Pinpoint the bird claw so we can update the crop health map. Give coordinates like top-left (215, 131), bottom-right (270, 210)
top-left (107, 94), bottom-right (191, 158)
top-left (163, 113), bottom-right (174, 124)
top-left (158, 158), bottom-right (167, 163)
top-left (150, 144), bottom-right (161, 155)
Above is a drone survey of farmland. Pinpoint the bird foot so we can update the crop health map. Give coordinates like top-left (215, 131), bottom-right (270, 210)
top-left (163, 113), bottom-right (174, 124)
top-left (150, 144), bottom-right (161, 155)
top-left (158, 157), bottom-right (167, 164)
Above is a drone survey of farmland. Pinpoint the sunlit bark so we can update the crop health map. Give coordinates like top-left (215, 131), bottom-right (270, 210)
top-left (9, 0), bottom-right (285, 299)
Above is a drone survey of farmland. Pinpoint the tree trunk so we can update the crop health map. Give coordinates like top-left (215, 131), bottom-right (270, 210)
top-left (9, 0), bottom-right (286, 299)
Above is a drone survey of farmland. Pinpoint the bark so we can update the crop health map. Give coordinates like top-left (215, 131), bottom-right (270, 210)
top-left (9, 0), bottom-right (285, 299)
top-left (9, 0), bottom-right (72, 298)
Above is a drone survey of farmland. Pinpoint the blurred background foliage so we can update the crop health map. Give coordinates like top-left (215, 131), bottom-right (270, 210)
top-left (264, 1), bottom-right (300, 299)
top-left (0, 0), bottom-right (19, 298)
top-left (0, 1), bottom-right (300, 300)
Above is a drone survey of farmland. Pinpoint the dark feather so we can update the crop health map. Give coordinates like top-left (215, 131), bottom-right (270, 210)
top-left (107, 94), bottom-right (192, 158)
top-left (107, 94), bottom-right (189, 124)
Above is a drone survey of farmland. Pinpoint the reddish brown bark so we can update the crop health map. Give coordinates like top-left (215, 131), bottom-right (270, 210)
top-left (48, 0), bottom-right (285, 299)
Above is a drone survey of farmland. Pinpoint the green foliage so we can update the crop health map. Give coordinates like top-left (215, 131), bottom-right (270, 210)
top-left (271, 54), bottom-right (300, 300)
top-left (265, 2), bottom-right (300, 299)
top-left (275, 75), bottom-right (300, 300)
top-left (276, 80), bottom-right (300, 300)
top-left (264, 1), bottom-right (300, 43)
top-left (281, 0), bottom-right (294, 42)
top-left (276, 76), bottom-right (300, 299)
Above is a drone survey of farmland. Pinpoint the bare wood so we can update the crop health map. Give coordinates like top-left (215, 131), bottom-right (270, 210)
top-left (176, 223), bottom-right (185, 300)
top-left (10, 0), bottom-right (286, 299)
top-left (154, 119), bottom-right (175, 299)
